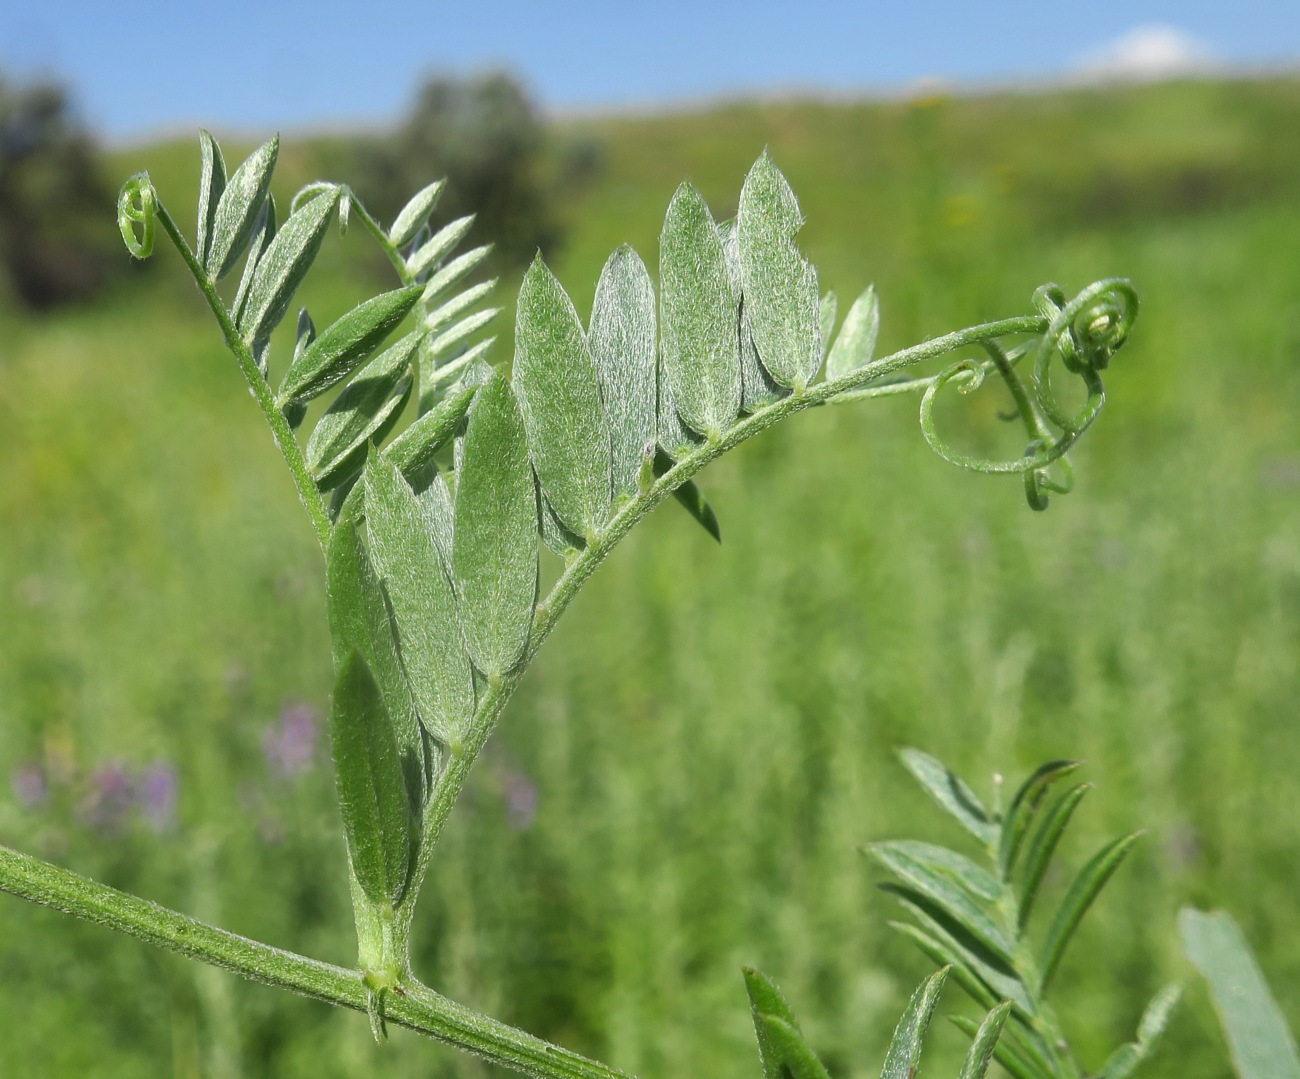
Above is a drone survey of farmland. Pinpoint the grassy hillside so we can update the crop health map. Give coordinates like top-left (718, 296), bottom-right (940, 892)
top-left (1, 75), bottom-right (1299, 1077)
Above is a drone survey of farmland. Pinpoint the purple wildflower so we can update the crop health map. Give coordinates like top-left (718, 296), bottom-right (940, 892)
top-left (79, 760), bottom-right (136, 834)
top-left (11, 761), bottom-right (47, 809)
top-left (139, 761), bottom-right (179, 832)
top-left (501, 769), bottom-right (539, 831)
top-left (262, 701), bottom-right (320, 779)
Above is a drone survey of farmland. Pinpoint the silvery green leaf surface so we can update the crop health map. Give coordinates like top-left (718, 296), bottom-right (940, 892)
top-left (195, 130), bottom-right (227, 269)
top-left (306, 331), bottom-right (421, 488)
top-left (719, 220), bottom-right (785, 414)
top-left (230, 196), bottom-right (276, 328)
top-left (452, 357), bottom-right (498, 476)
top-left (957, 1001), bottom-right (1013, 1079)
top-left (1099, 983), bottom-right (1182, 1079)
top-left (826, 285), bottom-right (880, 381)
top-left (743, 967), bottom-right (800, 1079)
top-left (1039, 832), bottom-right (1140, 990)
top-left (657, 354), bottom-right (701, 460)
top-left (1181, 909), bottom-right (1300, 1079)
top-left (326, 517), bottom-right (426, 794)
top-left (539, 487), bottom-right (584, 558)
top-left (874, 840), bottom-right (1002, 902)
top-left (653, 448), bottom-right (720, 543)
top-left (819, 291), bottom-right (837, 360)
top-left (419, 337), bottom-right (495, 415)
top-left (948, 1014), bottom-right (1045, 1079)
top-left (898, 747), bottom-right (998, 845)
top-left (880, 967), bottom-right (948, 1079)
top-left (206, 134), bottom-right (279, 280)
top-left (1000, 759), bottom-right (1083, 878)
top-left (421, 245), bottom-right (493, 307)
top-left (238, 187), bottom-right (340, 345)
top-left (427, 307), bottom-right (499, 360)
top-left (759, 1016), bottom-right (832, 1079)
top-left (426, 279), bottom-right (496, 333)
top-left (363, 456), bottom-right (475, 746)
top-left (416, 469), bottom-right (455, 571)
top-left (294, 307), bottom-right (316, 360)
top-left (738, 152), bottom-right (822, 391)
top-left (280, 288), bottom-right (423, 403)
top-left (868, 843), bottom-right (1015, 961)
top-left (329, 649), bottom-right (416, 908)
top-left (589, 245), bottom-right (657, 503)
top-left (385, 380), bottom-right (478, 481)
top-left (453, 374), bottom-right (538, 678)
top-left (659, 182), bottom-right (741, 438)
top-left (389, 179), bottom-right (446, 248)
top-left (407, 214), bottom-right (475, 279)
top-left (513, 257), bottom-right (612, 539)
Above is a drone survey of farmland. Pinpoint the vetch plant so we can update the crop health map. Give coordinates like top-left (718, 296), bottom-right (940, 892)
top-left (2, 131), bottom-right (1141, 1076)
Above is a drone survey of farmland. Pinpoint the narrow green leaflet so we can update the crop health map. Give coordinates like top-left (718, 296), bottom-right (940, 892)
top-left (743, 967), bottom-right (800, 1079)
top-left (230, 196), bottom-right (277, 329)
top-left (422, 245), bottom-right (493, 306)
top-left (654, 449), bottom-right (721, 543)
top-left (426, 279), bottom-right (496, 334)
top-left (280, 288), bottom-right (423, 403)
top-left (1017, 783), bottom-right (1091, 929)
top-left (238, 187), bottom-right (341, 345)
top-left (949, 1014), bottom-right (1045, 1079)
top-left (999, 759), bottom-right (1083, 878)
top-left (539, 489), bottom-right (585, 558)
top-left (1181, 908), bottom-right (1300, 1079)
top-left (1038, 832), bottom-right (1141, 990)
top-left (408, 214), bottom-right (475, 279)
top-left (880, 967), bottom-right (948, 1079)
top-left (453, 374), bottom-right (539, 678)
top-left (760, 1016), bottom-right (832, 1079)
top-left (306, 331), bottom-right (422, 488)
top-left (417, 469), bottom-right (455, 570)
top-left (389, 179), bottom-right (445, 248)
top-left (659, 182), bottom-right (741, 439)
top-left (826, 285), bottom-right (880, 381)
top-left (195, 130), bottom-right (227, 269)
top-left (513, 257), bottom-right (612, 539)
top-left (657, 356), bottom-right (701, 460)
top-left (1098, 983), bottom-right (1182, 1079)
top-left (428, 307), bottom-right (499, 361)
top-left (898, 748), bottom-right (998, 845)
top-left (957, 1001), bottom-right (1013, 1079)
top-left (384, 381), bottom-right (478, 481)
top-left (720, 220), bottom-right (785, 414)
top-left (737, 151), bottom-right (822, 392)
top-left (891, 922), bottom-right (1001, 1013)
top-left (819, 291), bottom-right (837, 359)
top-left (873, 840), bottom-right (1001, 902)
top-left (329, 649), bottom-right (417, 908)
top-left (589, 245), bottom-right (657, 504)
top-left (206, 134), bottom-right (279, 280)
top-left (363, 456), bottom-right (475, 747)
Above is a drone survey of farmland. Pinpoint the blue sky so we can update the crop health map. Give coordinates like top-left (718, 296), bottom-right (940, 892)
top-left (2, 1), bottom-right (1297, 141)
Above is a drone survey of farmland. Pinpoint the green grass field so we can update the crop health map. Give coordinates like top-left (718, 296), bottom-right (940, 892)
top-left (1, 75), bottom-right (1299, 1077)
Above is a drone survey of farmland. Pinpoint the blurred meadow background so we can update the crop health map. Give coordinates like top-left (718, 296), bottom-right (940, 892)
top-left (1, 24), bottom-right (1300, 1079)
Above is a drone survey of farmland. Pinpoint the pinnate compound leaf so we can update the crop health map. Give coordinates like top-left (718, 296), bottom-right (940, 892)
top-left (949, 1015), bottom-right (1047, 1079)
top-left (1039, 831), bottom-right (1141, 990)
top-left (280, 287), bottom-right (423, 403)
top-left (999, 759), bottom-right (1083, 878)
top-left (880, 967), bottom-right (948, 1079)
top-left (659, 182), bottom-right (741, 439)
top-left (898, 747), bottom-right (998, 845)
top-left (742, 967), bottom-right (800, 1079)
top-left (453, 374), bottom-right (539, 678)
top-left (760, 1016), bottom-right (832, 1079)
top-left (1099, 983), bottom-right (1182, 1079)
top-left (330, 649), bottom-right (417, 908)
top-left (306, 332), bottom-right (422, 489)
top-left (206, 134), bottom-right (279, 280)
top-left (738, 152), bottom-right (822, 392)
top-left (958, 1001), bottom-right (1013, 1079)
top-left (195, 130), bottom-right (227, 268)
top-left (826, 285), bottom-right (880, 381)
top-left (1017, 782), bottom-right (1091, 929)
top-left (384, 381), bottom-right (478, 482)
top-left (590, 245), bottom-right (657, 504)
top-left (1180, 908), bottom-right (1300, 1079)
top-left (389, 180), bottom-right (446, 248)
top-left (238, 187), bottom-right (341, 344)
top-left (363, 456), bottom-right (475, 746)
top-left (231, 196), bottom-right (277, 328)
top-left (514, 257), bottom-right (612, 539)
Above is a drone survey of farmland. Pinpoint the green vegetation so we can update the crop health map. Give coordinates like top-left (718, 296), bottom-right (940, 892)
top-left (1, 75), bottom-right (1298, 1077)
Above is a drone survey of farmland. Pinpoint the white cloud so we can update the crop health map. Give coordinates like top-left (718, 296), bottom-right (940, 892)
top-left (1074, 25), bottom-right (1220, 82)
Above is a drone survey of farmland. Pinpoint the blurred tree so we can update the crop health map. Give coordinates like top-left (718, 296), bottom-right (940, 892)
top-left (355, 72), bottom-right (600, 270)
top-left (0, 76), bottom-right (126, 310)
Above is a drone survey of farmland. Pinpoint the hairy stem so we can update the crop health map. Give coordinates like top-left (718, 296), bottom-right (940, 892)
top-left (0, 844), bottom-right (629, 1079)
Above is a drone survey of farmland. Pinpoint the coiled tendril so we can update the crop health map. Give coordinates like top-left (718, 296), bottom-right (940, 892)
top-left (919, 278), bottom-right (1137, 510)
top-left (117, 173), bottom-right (157, 259)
